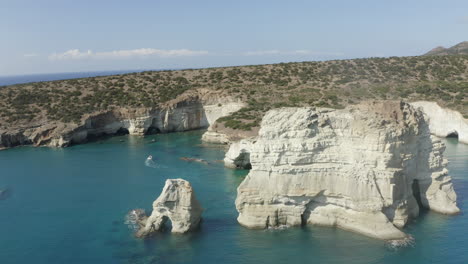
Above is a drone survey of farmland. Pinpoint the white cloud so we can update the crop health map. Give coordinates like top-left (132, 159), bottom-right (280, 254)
top-left (23, 53), bottom-right (39, 58)
top-left (242, 49), bottom-right (343, 56)
top-left (49, 48), bottom-right (209, 60)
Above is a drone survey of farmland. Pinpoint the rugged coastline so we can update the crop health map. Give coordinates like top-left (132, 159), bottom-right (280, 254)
top-left (227, 101), bottom-right (459, 240)
top-left (1, 55), bottom-right (467, 150)
top-left (1, 97), bottom-right (467, 150)
top-left (0, 90), bottom-right (244, 149)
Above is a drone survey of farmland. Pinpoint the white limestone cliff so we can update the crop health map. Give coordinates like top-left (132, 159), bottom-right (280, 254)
top-left (136, 179), bottom-right (203, 236)
top-left (232, 101), bottom-right (459, 240)
top-left (201, 102), bottom-right (247, 144)
top-left (0, 92), bottom-right (245, 149)
top-left (411, 101), bottom-right (468, 144)
top-left (224, 139), bottom-right (254, 169)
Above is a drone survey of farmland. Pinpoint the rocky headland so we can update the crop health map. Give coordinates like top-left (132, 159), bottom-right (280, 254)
top-left (227, 101), bottom-right (459, 240)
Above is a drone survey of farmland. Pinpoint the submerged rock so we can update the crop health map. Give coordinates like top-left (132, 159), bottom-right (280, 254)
top-left (232, 101), bottom-right (459, 240)
top-left (125, 209), bottom-right (148, 231)
top-left (135, 179), bottom-right (202, 237)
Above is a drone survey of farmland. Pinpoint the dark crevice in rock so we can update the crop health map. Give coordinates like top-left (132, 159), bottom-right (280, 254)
top-left (115, 127), bottom-right (129, 135)
top-left (447, 131), bottom-right (459, 139)
top-left (160, 216), bottom-right (173, 233)
top-left (145, 126), bottom-right (161, 135)
top-left (235, 152), bottom-right (251, 169)
top-left (239, 163), bottom-right (252, 170)
top-left (412, 179), bottom-right (424, 210)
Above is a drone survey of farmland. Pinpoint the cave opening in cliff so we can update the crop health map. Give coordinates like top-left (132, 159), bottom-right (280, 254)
top-left (446, 131), bottom-right (459, 139)
top-left (412, 179), bottom-right (424, 209)
top-left (115, 127), bottom-right (129, 135)
top-left (145, 127), bottom-right (161, 135)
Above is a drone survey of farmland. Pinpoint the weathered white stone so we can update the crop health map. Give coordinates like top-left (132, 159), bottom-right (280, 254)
top-left (136, 179), bottom-right (203, 236)
top-left (233, 101), bottom-right (459, 240)
top-left (200, 102), bottom-right (246, 144)
top-left (203, 102), bottom-right (246, 125)
top-left (201, 130), bottom-right (231, 144)
top-left (224, 139), bottom-right (254, 169)
top-left (411, 101), bottom-right (468, 144)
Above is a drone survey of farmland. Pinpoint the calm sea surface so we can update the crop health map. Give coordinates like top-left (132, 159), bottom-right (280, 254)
top-left (0, 131), bottom-right (466, 264)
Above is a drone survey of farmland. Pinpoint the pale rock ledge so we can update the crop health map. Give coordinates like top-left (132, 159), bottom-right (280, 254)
top-left (411, 101), bottom-right (468, 144)
top-left (231, 101), bottom-right (459, 240)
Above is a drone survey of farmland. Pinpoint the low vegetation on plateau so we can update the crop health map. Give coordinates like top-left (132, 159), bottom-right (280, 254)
top-left (0, 55), bottom-right (467, 131)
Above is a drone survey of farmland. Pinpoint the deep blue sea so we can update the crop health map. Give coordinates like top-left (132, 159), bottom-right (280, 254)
top-left (0, 131), bottom-right (467, 264)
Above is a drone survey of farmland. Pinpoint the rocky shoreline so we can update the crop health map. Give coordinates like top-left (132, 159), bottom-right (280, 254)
top-left (1, 97), bottom-right (466, 151)
top-left (0, 91), bottom-right (245, 150)
top-left (2, 96), bottom-right (464, 241)
top-left (227, 101), bottom-right (459, 240)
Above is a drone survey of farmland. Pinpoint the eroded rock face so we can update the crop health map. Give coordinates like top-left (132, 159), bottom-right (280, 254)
top-left (136, 179), bottom-right (202, 237)
top-left (224, 139), bottom-right (254, 169)
top-left (0, 90), bottom-right (245, 149)
top-left (234, 101), bottom-right (459, 240)
top-left (411, 101), bottom-right (468, 144)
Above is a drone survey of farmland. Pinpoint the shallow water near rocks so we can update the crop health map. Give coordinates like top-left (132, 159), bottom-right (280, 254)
top-left (0, 131), bottom-right (467, 264)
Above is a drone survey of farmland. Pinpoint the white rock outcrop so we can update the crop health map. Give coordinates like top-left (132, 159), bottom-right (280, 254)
top-left (411, 101), bottom-right (468, 144)
top-left (201, 130), bottom-right (231, 144)
top-left (201, 102), bottom-right (247, 144)
top-left (224, 139), bottom-right (254, 169)
top-left (233, 101), bottom-right (459, 240)
top-left (136, 179), bottom-right (203, 236)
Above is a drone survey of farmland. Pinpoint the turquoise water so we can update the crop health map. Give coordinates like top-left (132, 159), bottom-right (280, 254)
top-left (0, 131), bottom-right (467, 264)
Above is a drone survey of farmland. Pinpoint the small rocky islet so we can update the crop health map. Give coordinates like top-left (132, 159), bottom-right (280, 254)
top-left (129, 179), bottom-right (203, 237)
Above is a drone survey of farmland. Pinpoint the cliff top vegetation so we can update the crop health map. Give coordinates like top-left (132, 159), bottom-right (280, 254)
top-left (0, 55), bottom-right (467, 131)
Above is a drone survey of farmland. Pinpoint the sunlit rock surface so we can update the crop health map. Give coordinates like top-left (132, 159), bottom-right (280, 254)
top-left (232, 101), bottom-right (459, 240)
top-left (136, 179), bottom-right (203, 237)
top-left (411, 101), bottom-right (468, 144)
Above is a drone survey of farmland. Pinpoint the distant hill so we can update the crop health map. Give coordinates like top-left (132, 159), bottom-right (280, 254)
top-left (424, 41), bottom-right (468, 56)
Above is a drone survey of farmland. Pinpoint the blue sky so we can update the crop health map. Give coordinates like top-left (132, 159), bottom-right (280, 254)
top-left (1, 0), bottom-right (467, 76)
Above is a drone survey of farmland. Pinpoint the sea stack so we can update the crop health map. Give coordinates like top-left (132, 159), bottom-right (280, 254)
top-left (135, 179), bottom-right (203, 237)
top-left (232, 101), bottom-right (459, 240)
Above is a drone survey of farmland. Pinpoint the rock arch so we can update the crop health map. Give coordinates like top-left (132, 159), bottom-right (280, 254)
top-left (135, 179), bottom-right (203, 237)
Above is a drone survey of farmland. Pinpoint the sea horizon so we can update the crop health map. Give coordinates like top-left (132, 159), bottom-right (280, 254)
top-left (0, 70), bottom-right (161, 86)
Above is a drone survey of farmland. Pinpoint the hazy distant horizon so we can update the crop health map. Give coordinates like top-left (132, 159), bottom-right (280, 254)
top-left (0, 69), bottom-right (151, 86)
top-left (0, 53), bottom-right (422, 86)
top-left (2, 0), bottom-right (467, 76)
